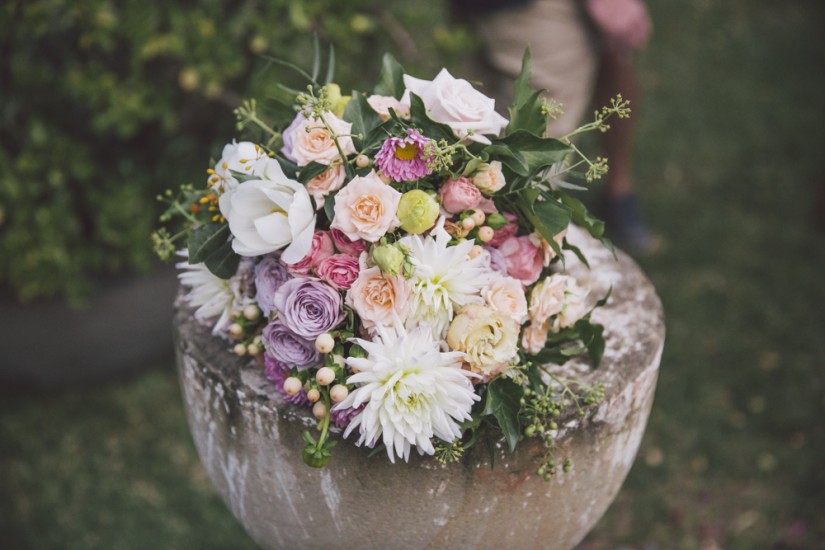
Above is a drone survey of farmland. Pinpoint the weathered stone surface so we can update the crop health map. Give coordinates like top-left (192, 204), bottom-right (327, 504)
top-left (174, 226), bottom-right (665, 550)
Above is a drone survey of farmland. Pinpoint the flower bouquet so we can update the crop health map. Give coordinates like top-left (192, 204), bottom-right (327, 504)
top-left (155, 48), bottom-right (632, 474)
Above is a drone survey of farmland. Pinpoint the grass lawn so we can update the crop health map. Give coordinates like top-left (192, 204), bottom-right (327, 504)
top-left (2, 0), bottom-right (824, 548)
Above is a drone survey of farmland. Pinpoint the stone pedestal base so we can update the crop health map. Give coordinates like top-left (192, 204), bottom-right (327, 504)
top-left (174, 226), bottom-right (664, 549)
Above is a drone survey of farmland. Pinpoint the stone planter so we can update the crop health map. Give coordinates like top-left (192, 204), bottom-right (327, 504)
top-left (174, 226), bottom-right (664, 550)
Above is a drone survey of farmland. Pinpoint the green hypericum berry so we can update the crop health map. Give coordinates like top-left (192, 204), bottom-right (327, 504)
top-left (371, 243), bottom-right (405, 276)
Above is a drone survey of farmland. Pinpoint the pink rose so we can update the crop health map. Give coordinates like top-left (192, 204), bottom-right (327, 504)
top-left (283, 230), bottom-right (334, 276)
top-left (488, 212), bottom-right (519, 247)
top-left (330, 228), bottom-right (369, 257)
top-left (331, 171), bottom-right (401, 242)
top-left (439, 177), bottom-right (482, 214)
top-left (498, 236), bottom-right (543, 286)
top-left (317, 254), bottom-right (360, 290)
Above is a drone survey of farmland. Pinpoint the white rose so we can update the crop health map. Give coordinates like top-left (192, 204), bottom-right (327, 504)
top-left (472, 161), bottom-right (506, 195)
top-left (283, 111), bottom-right (356, 167)
top-left (219, 159), bottom-right (316, 262)
top-left (402, 69), bottom-right (508, 145)
top-left (208, 141), bottom-right (270, 194)
top-left (482, 275), bottom-right (529, 324)
top-left (367, 95), bottom-right (410, 120)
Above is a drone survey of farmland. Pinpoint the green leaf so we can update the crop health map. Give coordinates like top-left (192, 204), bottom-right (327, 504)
top-left (574, 319), bottom-right (606, 368)
top-left (518, 188), bottom-right (572, 243)
top-left (203, 239), bottom-right (240, 279)
top-left (559, 193), bottom-right (605, 240)
top-left (562, 238), bottom-right (589, 269)
top-left (497, 131), bottom-right (571, 180)
top-left (506, 49), bottom-right (547, 136)
top-left (324, 189), bottom-right (340, 222)
top-left (276, 155), bottom-right (299, 179)
top-left (530, 346), bottom-right (571, 365)
top-left (324, 43), bottom-right (336, 85)
top-left (408, 93), bottom-right (455, 142)
top-left (373, 53), bottom-right (406, 99)
top-left (343, 92), bottom-right (384, 150)
top-left (298, 162), bottom-right (329, 184)
top-left (311, 34), bottom-right (321, 83)
top-left (188, 224), bottom-right (229, 264)
top-left (484, 377), bottom-right (524, 453)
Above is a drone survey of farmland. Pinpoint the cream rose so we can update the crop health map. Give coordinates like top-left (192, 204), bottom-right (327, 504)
top-left (529, 229), bottom-right (567, 267)
top-left (218, 159), bottom-right (316, 262)
top-left (367, 95), bottom-right (410, 120)
top-left (402, 69), bottom-right (508, 144)
top-left (521, 323), bottom-right (548, 355)
top-left (529, 274), bottom-right (590, 332)
top-left (283, 111), bottom-right (356, 166)
top-left (306, 164), bottom-right (346, 210)
top-left (345, 265), bottom-right (412, 330)
top-left (447, 304), bottom-right (519, 379)
top-left (331, 171), bottom-right (402, 242)
top-left (482, 275), bottom-right (529, 324)
top-left (472, 161), bottom-right (506, 195)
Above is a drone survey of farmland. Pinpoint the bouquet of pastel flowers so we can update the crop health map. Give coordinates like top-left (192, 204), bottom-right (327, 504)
top-left (154, 48), bottom-right (629, 473)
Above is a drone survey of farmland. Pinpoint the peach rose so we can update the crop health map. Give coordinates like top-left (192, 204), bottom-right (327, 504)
top-left (345, 266), bottom-right (412, 330)
top-left (482, 275), bottom-right (528, 324)
top-left (306, 165), bottom-right (346, 210)
top-left (331, 171), bottom-right (401, 242)
top-left (529, 274), bottom-right (590, 332)
top-left (283, 111), bottom-right (356, 166)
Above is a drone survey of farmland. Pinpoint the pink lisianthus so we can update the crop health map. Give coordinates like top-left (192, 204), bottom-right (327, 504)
top-left (498, 235), bottom-right (543, 286)
top-left (330, 228), bottom-right (369, 257)
top-left (439, 176), bottom-right (482, 214)
top-left (317, 254), bottom-right (360, 290)
top-left (374, 129), bottom-right (433, 182)
top-left (283, 230), bottom-right (334, 276)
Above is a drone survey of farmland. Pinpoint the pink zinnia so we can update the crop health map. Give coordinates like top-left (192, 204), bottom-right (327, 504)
top-left (374, 129), bottom-right (432, 182)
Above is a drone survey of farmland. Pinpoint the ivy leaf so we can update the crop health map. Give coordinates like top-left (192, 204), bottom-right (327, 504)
top-left (506, 49), bottom-right (547, 136)
top-left (343, 92), bottom-right (384, 150)
top-left (298, 162), bottom-right (329, 184)
top-left (373, 53), bottom-right (406, 99)
top-left (188, 224), bottom-right (230, 264)
top-left (574, 319), bottom-right (606, 368)
top-left (484, 377), bottom-right (524, 453)
top-left (559, 193), bottom-right (605, 240)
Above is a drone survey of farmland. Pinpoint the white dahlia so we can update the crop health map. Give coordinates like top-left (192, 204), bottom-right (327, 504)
top-left (336, 321), bottom-right (479, 463)
top-left (176, 253), bottom-right (252, 335)
top-left (400, 219), bottom-right (492, 339)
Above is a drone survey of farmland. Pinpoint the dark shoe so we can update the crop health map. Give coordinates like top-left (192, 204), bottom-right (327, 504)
top-left (601, 194), bottom-right (663, 256)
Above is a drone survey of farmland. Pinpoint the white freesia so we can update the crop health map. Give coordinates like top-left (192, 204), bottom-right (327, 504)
top-left (402, 69), bottom-right (508, 144)
top-left (218, 159), bottom-right (316, 262)
top-left (176, 252), bottom-right (253, 335)
top-left (400, 219), bottom-right (492, 339)
top-left (207, 141), bottom-right (270, 194)
top-left (336, 320), bottom-right (479, 463)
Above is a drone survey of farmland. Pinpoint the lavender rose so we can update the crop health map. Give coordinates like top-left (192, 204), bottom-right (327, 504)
top-left (254, 254), bottom-right (292, 316)
top-left (272, 277), bottom-right (346, 339)
top-left (264, 355), bottom-right (309, 406)
top-left (261, 320), bottom-right (321, 368)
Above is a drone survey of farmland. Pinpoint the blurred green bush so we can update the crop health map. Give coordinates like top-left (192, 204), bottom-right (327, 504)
top-left (0, 0), bottom-right (475, 305)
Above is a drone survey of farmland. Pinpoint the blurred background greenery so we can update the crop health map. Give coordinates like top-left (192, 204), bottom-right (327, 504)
top-left (2, 0), bottom-right (824, 548)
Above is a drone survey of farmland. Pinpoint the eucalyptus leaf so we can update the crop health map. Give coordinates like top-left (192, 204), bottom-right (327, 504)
top-left (484, 377), bottom-right (524, 453)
